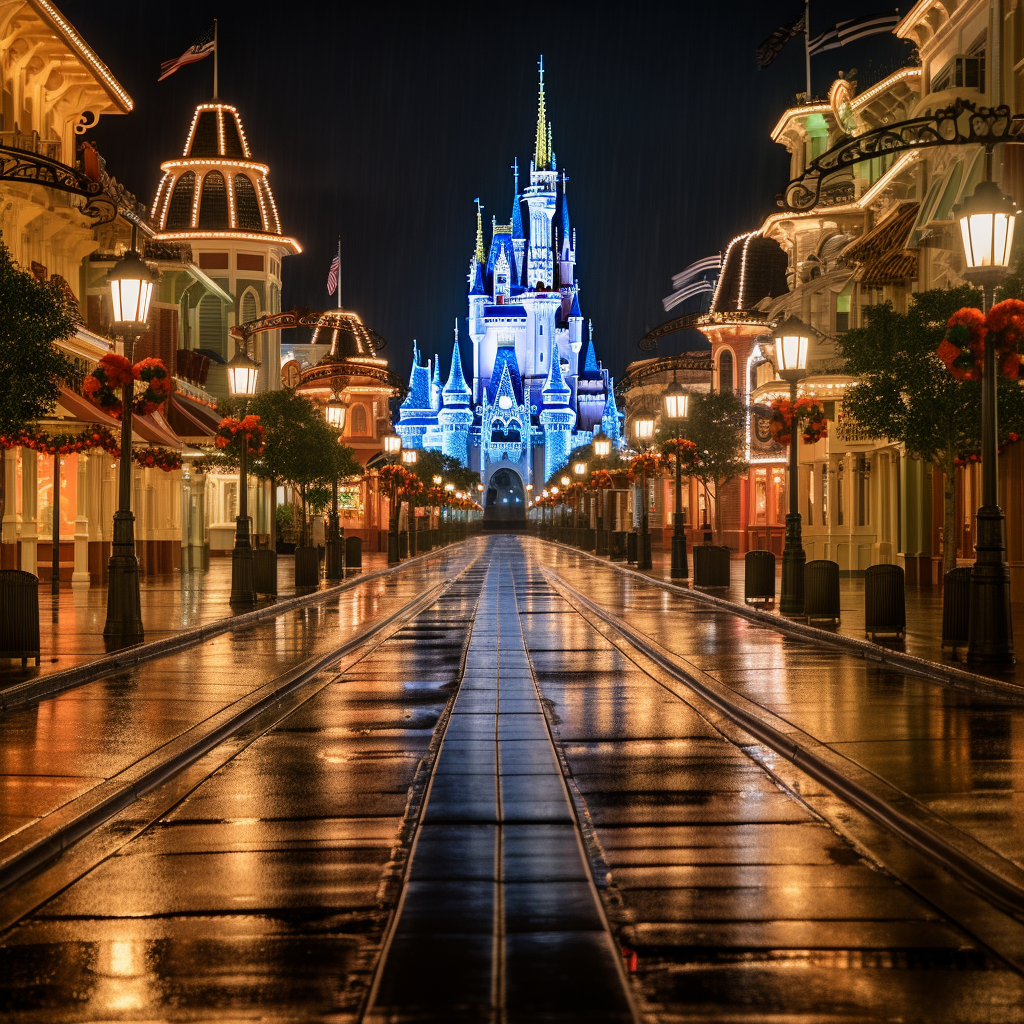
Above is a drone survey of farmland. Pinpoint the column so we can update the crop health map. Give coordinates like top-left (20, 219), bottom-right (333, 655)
top-left (2, 448), bottom-right (21, 568)
top-left (20, 448), bottom-right (37, 575)
top-left (72, 452), bottom-right (91, 588)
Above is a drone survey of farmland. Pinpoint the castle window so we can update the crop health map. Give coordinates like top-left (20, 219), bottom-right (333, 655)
top-left (165, 171), bottom-right (196, 230)
top-left (234, 175), bottom-right (263, 231)
top-left (198, 170), bottom-right (229, 229)
top-left (718, 350), bottom-right (734, 394)
top-left (351, 403), bottom-right (367, 435)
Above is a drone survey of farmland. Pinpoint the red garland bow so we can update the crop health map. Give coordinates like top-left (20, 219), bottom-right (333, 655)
top-left (938, 301), bottom-right (1024, 381)
top-left (769, 398), bottom-right (828, 445)
top-left (215, 415), bottom-right (265, 454)
top-left (0, 425), bottom-right (121, 458)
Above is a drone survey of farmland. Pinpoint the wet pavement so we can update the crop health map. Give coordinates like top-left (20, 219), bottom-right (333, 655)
top-left (1, 535), bottom-right (1022, 1021)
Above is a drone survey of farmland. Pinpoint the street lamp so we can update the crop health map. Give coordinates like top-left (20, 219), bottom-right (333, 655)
top-left (573, 460), bottom-right (587, 546)
top-left (593, 432), bottom-right (612, 459)
top-left (400, 448), bottom-right (418, 556)
top-left (633, 414), bottom-right (655, 570)
top-left (382, 429), bottom-right (402, 564)
top-left (227, 345), bottom-right (260, 605)
top-left (773, 316), bottom-right (811, 618)
top-left (958, 174), bottom-right (1018, 665)
top-left (323, 389), bottom-right (348, 581)
top-left (103, 245), bottom-right (156, 643)
top-left (664, 377), bottom-right (690, 579)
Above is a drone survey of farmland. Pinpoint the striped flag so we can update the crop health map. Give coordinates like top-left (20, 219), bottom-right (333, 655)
top-left (327, 254), bottom-right (340, 296)
top-left (756, 10), bottom-right (805, 69)
top-left (158, 24), bottom-right (215, 81)
top-left (808, 11), bottom-right (900, 56)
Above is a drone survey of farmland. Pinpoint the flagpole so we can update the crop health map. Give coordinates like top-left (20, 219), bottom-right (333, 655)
top-left (804, 0), bottom-right (811, 99)
top-left (336, 237), bottom-right (342, 310)
top-left (213, 19), bottom-right (218, 99)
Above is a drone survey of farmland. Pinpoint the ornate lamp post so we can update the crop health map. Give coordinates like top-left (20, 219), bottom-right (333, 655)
top-left (103, 247), bottom-right (156, 642)
top-left (593, 431), bottom-right (612, 555)
top-left (633, 414), bottom-right (655, 571)
top-left (958, 175), bottom-right (1018, 666)
top-left (401, 448), bottom-right (419, 556)
top-left (560, 474), bottom-right (570, 533)
top-left (663, 378), bottom-right (690, 579)
top-left (226, 346), bottom-right (260, 605)
top-left (573, 459), bottom-right (587, 546)
top-left (324, 389), bottom-right (348, 581)
top-left (772, 316), bottom-right (810, 618)
top-left (382, 429), bottom-right (402, 564)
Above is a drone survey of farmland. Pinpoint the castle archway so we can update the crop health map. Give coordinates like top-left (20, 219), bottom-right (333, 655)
top-left (484, 467), bottom-right (526, 525)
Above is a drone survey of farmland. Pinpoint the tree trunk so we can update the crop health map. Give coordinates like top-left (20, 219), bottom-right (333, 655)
top-left (941, 455), bottom-right (957, 576)
top-left (301, 485), bottom-right (308, 547)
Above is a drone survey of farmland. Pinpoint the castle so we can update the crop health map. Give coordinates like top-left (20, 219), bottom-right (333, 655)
top-left (395, 59), bottom-right (621, 520)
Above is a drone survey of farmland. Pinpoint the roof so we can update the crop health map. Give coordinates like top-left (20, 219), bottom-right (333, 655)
top-left (487, 346), bottom-right (524, 406)
top-left (580, 336), bottom-right (601, 378)
top-left (843, 201), bottom-right (919, 286)
top-left (401, 345), bottom-right (434, 411)
top-left (568, 290), bottom-right (582, 319)
top-left (485, 304), bottom-right (527, 318)
top-left (711, 233), bottom-right (789, 313)
top-left (542, 342), bottom-right (570, 403)
top-left (470, 259), bottom-right (486, 296)
top-left (443, 340), bottom-right (472, 403)
top-left (512, 194), bottom-right (524, 239)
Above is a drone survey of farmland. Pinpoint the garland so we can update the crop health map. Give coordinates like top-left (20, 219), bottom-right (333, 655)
top-left (378, 463), bottom-right (410, 489)
top-left (660, 436), bottom-right (698, 466)
top-left (132, 446), bottom-right (182, 472)
top-left (954, 430), bottom-right (1022, 466)
top-left (0, 425), bottom-right (121, 458)
top-left (402, 475), bottom-right (425, 497)
top-left (769, 397), bottom-right (828, 445)
top-left (937, 300), bottom-right (1024, 381)
top-left (627, 450), bottom-right (662, 482)
top-left (589, 469), bottom-right (614, 490)
top-left (215, 415), bottom-right (265, 455)
top-left (82, 354), bottom-right (171, 419)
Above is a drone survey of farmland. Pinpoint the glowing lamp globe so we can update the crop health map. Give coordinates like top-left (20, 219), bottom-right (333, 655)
top-left (772, 316), bottom-right (811, 383)
top-left (444, 483), bottom-right (454, 493)
top-left (958, 179), bottom-right (1018, 279)
top-left (633, 415), bottom-right (655, 442)
top-left (325, 394), bottom-right (348, 430)
top-left (593, 432), bottom-right (611, 459)
top-left (382, 430), bottom-right (402, 457)
top-left (432, 475), bottom-right (442, 485)
top-left (227, 349), bottom-right (260, 397)
top-left (573, 461), bottom-right (587, 477)
top-left (106, 250), bottom-right (156, 329)
top-left (401, 448), bottom-right (418, 466)
top-left (663, 380), bottom-right (688, 420)
top-left (560, 475), bottom-right (570, 487)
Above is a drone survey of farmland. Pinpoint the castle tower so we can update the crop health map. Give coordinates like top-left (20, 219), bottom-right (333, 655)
top-left (438, 322), bottom-right (474, 466)
top-left (523, 58), bottom-right (557, 289)
top-left (151, 102), bottom-right (300, 395)
top-left (396, 340), bottom-right (436, 450)
top-left (539, 338), bottom-right (575, 480)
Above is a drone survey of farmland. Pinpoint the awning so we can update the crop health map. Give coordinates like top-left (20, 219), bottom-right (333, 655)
top-left (169, 394), bottom-right (221, 436)
top-left (54, 386), bottom-right (121, 427)
top-left (184, 263), bottom-right (235, 304)
top-left (132, 410), bottom-right (182, 449)
top-left (842, 201), bottom-right (920, 285)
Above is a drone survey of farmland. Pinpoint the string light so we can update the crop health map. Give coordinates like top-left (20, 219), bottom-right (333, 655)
top-left (161, 158), bottom-right (271, 175)
top-left (710, 233), bottom-right (750, 312)
top-left (154, 230), bottom-right (302, 253)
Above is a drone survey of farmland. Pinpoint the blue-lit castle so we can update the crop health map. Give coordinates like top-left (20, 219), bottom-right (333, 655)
top-left (396, 59), bottom-right (621, 521)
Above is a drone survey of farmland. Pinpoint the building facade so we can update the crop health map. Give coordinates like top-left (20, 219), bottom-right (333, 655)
top-left (396, 62), bottom-right (621, 521)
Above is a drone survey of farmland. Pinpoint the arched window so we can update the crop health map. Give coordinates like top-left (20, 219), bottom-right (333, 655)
top-left (351, 403), bottom-right (367, 435)
top-left (240, 289), bottom-right (258, 326)
top-left (198, 170), bottom-right (228, 229)
top-left (719, 350), bottom-right (734, 394)
top-left (165, 171), bottom-right (196, 229)
top-left (234, 175), bottom-right (263, 231)
top-left (198, 294), bottom-right (224, 356)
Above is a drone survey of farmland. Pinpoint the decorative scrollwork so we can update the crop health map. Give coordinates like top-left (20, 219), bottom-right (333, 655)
top-left (638, 310), bottom-right (773, 351)
top-left (777, 98), bottom-right (1013, 212)
top-left (298, 359), bottom-right (404, 396)
top-left (231, 307), bottom-right (389, 352)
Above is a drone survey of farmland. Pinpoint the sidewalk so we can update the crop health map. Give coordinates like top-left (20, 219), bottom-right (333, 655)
top-left (639, 547), bottom-right (1024, 687)
top-left (1, 551), bottom-right (391, 688)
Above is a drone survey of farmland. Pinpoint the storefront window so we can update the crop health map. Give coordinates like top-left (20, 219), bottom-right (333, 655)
top-left (754, 468), bottom-right (767, 524)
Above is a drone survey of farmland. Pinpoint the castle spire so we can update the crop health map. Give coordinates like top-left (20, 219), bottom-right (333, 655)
top-left (474, 198), bottom-right (485, 267)
top-left (534, 56), bottom-right (550, 171)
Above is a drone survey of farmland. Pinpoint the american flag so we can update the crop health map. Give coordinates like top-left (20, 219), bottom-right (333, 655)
top-left (158, 24), bottom-right (215, 82)
top-left (327, 255), bottom-right (340, 296)
top-left (808, 11), bottom-right (900, 56)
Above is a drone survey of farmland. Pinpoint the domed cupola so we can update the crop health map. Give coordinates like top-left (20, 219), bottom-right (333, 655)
top-left (150, 102), bottom-right (300, 252)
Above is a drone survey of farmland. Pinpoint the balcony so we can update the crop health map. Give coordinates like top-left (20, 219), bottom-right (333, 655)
top-left (0, 128), bottom-right (61, 163)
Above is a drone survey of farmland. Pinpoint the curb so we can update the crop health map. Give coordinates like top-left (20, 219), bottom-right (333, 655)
top-left (543, 567), bottom-right (1024, 921)
top-left (0, 576), bottom-right (457, 898)
top-left (537, 538), bottom-right (1024, 700)
top-left (0, 542), bottom-right (470, 712)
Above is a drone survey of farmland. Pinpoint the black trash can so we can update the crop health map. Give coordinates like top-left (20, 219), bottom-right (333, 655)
top-left (627, 531), bottom-right (638, 564)
top-left (294, 546), bottom-right (319, 588)
top-left (694, 545), bottom-right (731, 588)
top-left (0, 570), bottom-right (40, 666)
top-left (253, 549), bottom-right (278, 597)
top-left (345, 535), bottom-right (362, 569)
top-left (399, 532), bottom-right (408, 559)
top-left (582, 528), bottom-right (596, 552)
top-left (610, 531), bottom-right (626, 561)
top-left (805, 559), bottom-right (841, 625)
top-left (942, 566), bottom-right (971, 650)
top-left (864, 563), bottom-right (906, 639)
top-left (744, 550), bottom-right (776, 606)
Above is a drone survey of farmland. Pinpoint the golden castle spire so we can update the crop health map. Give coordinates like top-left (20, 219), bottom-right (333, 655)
top-left (474, 198), bottom-right (486, 266)
top-left (534, 55), bottom-right (550, 170)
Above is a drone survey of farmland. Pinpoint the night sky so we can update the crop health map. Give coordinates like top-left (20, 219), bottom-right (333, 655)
top-left (72, 1), bottom-right (912, 382)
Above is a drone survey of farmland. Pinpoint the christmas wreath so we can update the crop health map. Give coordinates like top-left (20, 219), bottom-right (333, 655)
top-left (589, 469), bottom-right (614, 491)
top-left (402, 475), bottom-right (425, 497)
top-left (82, 354), bottom-right (172, 418)
top-left (937, 300), bottom-right (1024, 381)
top-left (627, 450), bottom-right (662, 482)
top-left (769, 397), bottom-right (828, 445)
top-left (660, 436), bottom-right (697, 466)
top-left (134, 357), bottom-right (172, 415)
top-left (215, 414), bottom-right (265, 455)
top-left (378, 463), bottom-right (411, 490)
top-left (0, 425), bottom-right (121, 458)
top-left (132, 446), bottom-right (182, 472)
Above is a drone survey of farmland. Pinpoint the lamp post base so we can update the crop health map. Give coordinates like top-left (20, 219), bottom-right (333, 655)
top-left (230, 546), bottom-right (256, 605)
top-left (325, 536), bottom-right (344, 580)
top-left (670, 512), bottom-right (688, 579)
top-left (779, 513), bottom-right (805, 618)
top-left (638, 530), bottom-right (652, 571)
top-left (103, 509), bottom-right (143, 641)
top-left (967, 504), bottom-right (1015, 667)
top-left (387, 529), bottom-right (400, 565)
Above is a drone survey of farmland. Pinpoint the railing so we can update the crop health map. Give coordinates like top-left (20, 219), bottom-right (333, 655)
top-left (835, 415), bottom-right (875, 443)
top-left (0, 128), bottom-right (60, 162)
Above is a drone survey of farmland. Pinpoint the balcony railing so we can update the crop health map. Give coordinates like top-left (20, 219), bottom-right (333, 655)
top-left (0, 128), bottom-right (60, 162)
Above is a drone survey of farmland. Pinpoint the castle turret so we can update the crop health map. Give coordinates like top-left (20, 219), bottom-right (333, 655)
top-left (539, 338), bottom-right (575, 480)
top-left (438, 322), bottom-right (474, 467)
top-left (430, 354), bottom-right (442, 411)
top-left (601, 378), bottom-right (623, 448)
top-left (511, 158), bottom-right (525, 276)
top-left (396, 340), bottom-right (436, 450)
top-left (523, 58), bottom-right (557, 289)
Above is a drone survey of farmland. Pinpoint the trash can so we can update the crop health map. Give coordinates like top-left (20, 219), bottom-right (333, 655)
top-left (744, 550), bottom-right (776, 606)
top-left (582, 528), bottom-right (596, 552)
top-left (942, 566), bottom-right (971, 650)
top-left (0, 570), bottom-right (40, 666)
top-left (694, 545), bottom-right (731, 588)
top-left (627, 531), bottom-right (638, 564)
top-left (294, 546), bottom-right (319, 588)
top-left (345, 535), bottom-right (362, 569)
top-left (399, 532), bottom-right (408, 559)
top-left (864, 564), bottom-right (906, 639)
top-left (610, 531), bottom-right (626, 562)
top-left (804, 559), bottom-right (841, 625)
top-left (253, 549), bottom-right (278, 597)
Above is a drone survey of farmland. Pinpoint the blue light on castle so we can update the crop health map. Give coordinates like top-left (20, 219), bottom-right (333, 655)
top-left (396, 58), bottom-right (622, 520)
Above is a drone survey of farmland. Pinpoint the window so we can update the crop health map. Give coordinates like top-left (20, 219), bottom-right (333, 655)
top-left (351, 403), bottom-right (367, 435)
top-left (241, 290), bottom-right (258, 326)
top-left (836, 282), bottom-right (853, 333)
top-left (198, 295), bottom-right (224, 355)
top-left (165, 172), bottom-right (196, 230)
top-left (198, 171), bottom-right (228, 229)
top-left (234, 176), bottom-right (263, 231)
top-left (718, 350), bottom-right (734, 393)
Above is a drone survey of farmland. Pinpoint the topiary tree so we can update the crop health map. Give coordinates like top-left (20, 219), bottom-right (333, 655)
top-left (0, 241), bottom-right (76, 520)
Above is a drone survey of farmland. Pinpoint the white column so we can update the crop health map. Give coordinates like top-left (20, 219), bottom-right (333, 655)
top-left (72, 452), bottom-right (91, 587)
top-left (2, 448), bottom-right (21, 554)
top-left (20, 448), bottom-right (37, 575)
